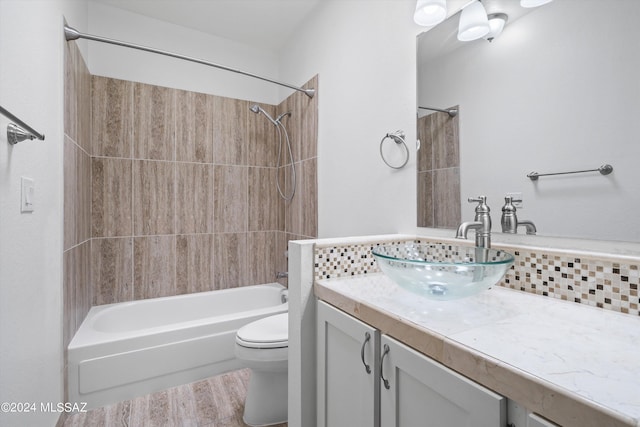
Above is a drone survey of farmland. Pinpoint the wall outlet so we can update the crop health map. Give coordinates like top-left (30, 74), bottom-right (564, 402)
top-left (21, 177), bottom-right (35, 213)
top-left (507, 192), bottom-right (523, 208)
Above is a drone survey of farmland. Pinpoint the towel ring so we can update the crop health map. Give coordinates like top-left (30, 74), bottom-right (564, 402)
top-left (380, 130), bottom-right (409, 169)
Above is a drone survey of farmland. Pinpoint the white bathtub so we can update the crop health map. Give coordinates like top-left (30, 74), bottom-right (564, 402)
top-left (68, 283), bottom-right (287, 409)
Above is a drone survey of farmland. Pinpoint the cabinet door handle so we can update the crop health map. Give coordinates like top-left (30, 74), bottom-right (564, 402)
top-left (380, 343), bottom-right (391, 389)
top-left (360, 332), bottom-right (372, 374)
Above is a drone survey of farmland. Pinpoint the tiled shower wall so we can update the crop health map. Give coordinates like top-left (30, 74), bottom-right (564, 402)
top-left (417, 109), bottom-right (461, 228)
top-left (63, 40), bottom-right (317, 351)
top-left (63, 39), bottom-right (92, 358)
top-left (89, 75), bottom-right (317, 305)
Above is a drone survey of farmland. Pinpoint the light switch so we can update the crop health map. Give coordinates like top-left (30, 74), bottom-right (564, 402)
top-left (21, 177), bottom-right (35, 213)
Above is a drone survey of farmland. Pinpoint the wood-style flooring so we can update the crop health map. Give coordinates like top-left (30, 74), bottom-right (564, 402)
top-left (63, 369), bottom-right (287, 427)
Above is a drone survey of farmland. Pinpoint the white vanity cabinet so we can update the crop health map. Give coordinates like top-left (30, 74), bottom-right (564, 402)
top-left (317, 300), bottom-right (380, 427)
top-left (317, 300), bottom-right (507, 427)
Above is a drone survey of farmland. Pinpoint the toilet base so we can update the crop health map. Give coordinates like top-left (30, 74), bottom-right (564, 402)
top-left (243, 369), bottom-right (288, 426)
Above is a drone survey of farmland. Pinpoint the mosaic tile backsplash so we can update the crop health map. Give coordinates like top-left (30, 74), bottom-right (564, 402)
top-left (314, 238), bottom-right (640, 316)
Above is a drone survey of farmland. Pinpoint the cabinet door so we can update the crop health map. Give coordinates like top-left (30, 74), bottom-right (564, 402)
top-left (380, 335), bottom-right (506, 427)
top-left (317, 301), bottom-right (380, 427)
top-left (528, 413), bottom-right (560, 427)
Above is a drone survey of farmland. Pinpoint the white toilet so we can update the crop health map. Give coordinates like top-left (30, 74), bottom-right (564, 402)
top-left (235, 312), bottom-right (288, 426)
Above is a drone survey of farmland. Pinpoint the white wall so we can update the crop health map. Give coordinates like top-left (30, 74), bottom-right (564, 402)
top-left (418, 0), bottom-right (640, 242)
top-left (279, 0), bottom-right (425, 238)
top-left (0, 1), bottom-right (87, 426)
top-left (87, 1), bottom-right (281, 104)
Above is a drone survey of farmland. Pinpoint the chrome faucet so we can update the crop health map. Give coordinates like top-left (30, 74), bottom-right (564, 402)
top-left (456, 196), bottom-right (492, 248)
top-left (500, 196), bottom-right (537, 235)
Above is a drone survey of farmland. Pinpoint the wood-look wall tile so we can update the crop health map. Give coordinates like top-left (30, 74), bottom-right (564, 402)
top-left (248, 167), bottom-right (283, 231)
top-left (176, 234), bottom-right (214, 295)
top-left (74, 241), bottom-right (91, 332)
top-left (62, 242), bottom-right (91, 347)
top-left (277, 95), bottom-right (300, 164)
top-left (176, 163), bottom-right (213, 234)
top-left (176, 90), bottom-right (213, 163)
top-left (432, 108), bottom-right (459, 169)
top-left (92, 157), bottom-right (132, 238)
top-left (92, 76), bottom-right (133, 158)
top-left (213, 233), bottom-right (247, 289)
top-left (134, 83), bottom-right (176, 161)
top-left (298, 75), bottom-right (318, 161)
top-left (76, 148), bottom-right (91, 243)
top-left (433, 168), bottom-right (461, 228)
top-left (285, 158), bottom-right (317, 238)
top-left (76, 47), bottom-right (91, 155)
top-left (133, 160), bottom-right (175, 236)
top-left (247, 232), bottom-right (277, 285)
top-left (213, 96), bottom-right (248, 165)
top-left (417, 171), bottom-right (434, 228)
top-left (134, 235), bottom-right (176, 300)
top-left (63, 248), bottom-right (76, 350)
top-left (64, 39), bottom-right (77, 141)
top-left (214, 165), bottom-right (247, 233)
top-left (64, 136), bottom-right (77, 250)
top-left (417, 114), bottom-right (434, 173)
top-left (276, 75), bottom-right (318, 164)
top-left (92, 237), bottom-right (133, 305)
top-left (276, 232), bottom-right (290, 287)
top-left (247, 103), bottom-right (277, 167)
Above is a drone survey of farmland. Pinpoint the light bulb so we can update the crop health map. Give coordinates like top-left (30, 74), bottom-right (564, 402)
top-left (414, 0), bottom-right (447, 26)
top-left (485, 13), bottom-right (508, 42)
top-left (457, 0), bottom-right (490, 41)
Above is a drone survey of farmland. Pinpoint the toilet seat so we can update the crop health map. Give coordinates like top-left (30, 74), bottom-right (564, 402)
top-left (236, 313), bottom-right (288, 349)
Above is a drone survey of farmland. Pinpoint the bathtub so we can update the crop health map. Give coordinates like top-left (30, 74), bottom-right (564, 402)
top-left (68, 283), bottom-right (287, 409)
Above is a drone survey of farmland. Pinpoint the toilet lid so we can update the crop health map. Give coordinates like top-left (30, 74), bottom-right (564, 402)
top-left (236, 313), bottom-right (288, 348)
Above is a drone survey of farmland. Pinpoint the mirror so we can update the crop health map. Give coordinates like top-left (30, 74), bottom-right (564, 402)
top-left (417, 0), bottom-right (640, 242)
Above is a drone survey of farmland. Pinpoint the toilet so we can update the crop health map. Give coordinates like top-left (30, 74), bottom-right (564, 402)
top-left (235, 312), bottom-right (288, 426)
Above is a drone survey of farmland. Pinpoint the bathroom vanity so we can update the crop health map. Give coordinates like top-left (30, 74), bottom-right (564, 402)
top-left (289, 234), bottom-right (640, 427)
top-left (317, 299), bottom-right (507, 427)
top-left (314, 274), bottom-right (640, 427)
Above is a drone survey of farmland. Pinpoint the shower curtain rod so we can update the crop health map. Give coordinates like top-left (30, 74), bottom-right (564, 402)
top-left (64, 25), bottom-right (315, 98)
top-left (418, 106), bottom-right (458, 117)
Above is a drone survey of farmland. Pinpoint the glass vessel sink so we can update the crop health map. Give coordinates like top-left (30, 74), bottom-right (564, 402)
top-left (372, 243), bottom-right (514, 300)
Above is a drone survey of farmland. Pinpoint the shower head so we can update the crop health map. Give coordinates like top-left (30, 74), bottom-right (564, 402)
top-left (249, 104), bottom-right (278, 126)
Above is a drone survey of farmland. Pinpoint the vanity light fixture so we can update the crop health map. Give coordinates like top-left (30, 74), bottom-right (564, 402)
top-left (520, 0), bottom-right (553, 7)
top-left (457, 0), bottom-right (490, 41)
top-left (414, 0), bottom-right (447, 26)
top-left (485, 13), bottom-right (508, 42)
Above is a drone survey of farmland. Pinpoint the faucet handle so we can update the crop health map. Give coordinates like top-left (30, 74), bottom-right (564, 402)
top-left (468, 196), bottom-right (487, 204)
top-left (468, 196), bottom-right (490, 214)
top-left (503, 195), bottom-right (522, 204)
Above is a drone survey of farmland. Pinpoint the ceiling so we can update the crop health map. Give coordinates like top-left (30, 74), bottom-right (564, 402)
top-left (91, 0), bottom-right (322, 51)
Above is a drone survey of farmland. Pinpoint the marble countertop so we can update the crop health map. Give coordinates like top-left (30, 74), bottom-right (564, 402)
top-left (315, 274), bottom-right (640, 427)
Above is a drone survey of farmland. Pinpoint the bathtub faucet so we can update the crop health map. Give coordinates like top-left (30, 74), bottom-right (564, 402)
top-left (276, 271), bottom-right (288, 279)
